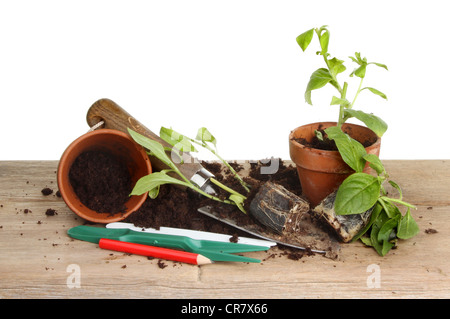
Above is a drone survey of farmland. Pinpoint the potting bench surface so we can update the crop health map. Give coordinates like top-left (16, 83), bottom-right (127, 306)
top-left (0, 160), bottom-right (449, 299)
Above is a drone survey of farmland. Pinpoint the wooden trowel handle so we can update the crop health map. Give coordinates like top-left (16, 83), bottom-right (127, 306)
top-left (86, 98), bottom-right (204, 180)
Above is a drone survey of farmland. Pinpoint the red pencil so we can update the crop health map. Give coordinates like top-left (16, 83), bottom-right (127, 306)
top-left (98, 238), bottom-right (212, 265)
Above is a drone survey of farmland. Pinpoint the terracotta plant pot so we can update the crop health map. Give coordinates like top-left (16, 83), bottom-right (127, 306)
top-left (57, 129), bottom-right (152, 223)
top-left (289, 122), bottom-right (381, 208)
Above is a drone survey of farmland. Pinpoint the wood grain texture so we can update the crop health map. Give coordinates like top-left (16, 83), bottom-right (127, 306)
top-left (0, 160), bottom-right (449, 299)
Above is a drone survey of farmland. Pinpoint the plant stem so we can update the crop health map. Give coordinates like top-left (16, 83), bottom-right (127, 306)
top-left (191, 139), bottom-right (251, 193)
top-left (323, 55), bottom-right (348, 129)
top-left (165, 161), bottom-right (235, 206)
top-left (350, 77), bottom-right (364, 108)
top-left (338, 82), bottom-right (348, 128)
top-left (210, 177), bottom-right (247, 199)
top-left (187, 183), bottom-right (234, 205)
top-left (323, 56), bottom-right (343, 95)
top-left (380, 196), bottom-right (417, 209)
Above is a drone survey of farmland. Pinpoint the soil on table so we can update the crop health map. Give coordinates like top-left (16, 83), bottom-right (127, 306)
top-left (124, 159), bottom-right (340, 259)
top-left (69, 150), bottom-right (132, 215)
top-left (125, 159), bottom-right (301, 232)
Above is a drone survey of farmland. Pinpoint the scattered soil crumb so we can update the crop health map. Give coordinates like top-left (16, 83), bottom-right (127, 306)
top-left (261, 247), bottom-right (313, 261)
top-left (425, 229), bottom-right (438, 234)
top-left (41, 188), bottom-right (53, 196)
top-left (45, 209), bottom-right (57, 216)
top-left (262, 253), bottom-right (277, 261)
top-left (229, 234), bottom-right (239, 243)
top-left (157, 260), bottom-right (168, 269)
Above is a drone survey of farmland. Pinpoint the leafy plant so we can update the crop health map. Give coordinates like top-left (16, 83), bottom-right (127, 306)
top-left (296, 26), bottom-right (419, 256)
top-left (160, 126), bottom-right (251, 193)
top-left (336, 149), bottom-right (419, 256)
top-left (127, 127), bottom-right (249, 214)
top-left (297, 26), bottom-right (388, 134)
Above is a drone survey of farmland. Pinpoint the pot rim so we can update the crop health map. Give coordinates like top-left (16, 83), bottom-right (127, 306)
top-left (288, 121), bottom-right (382, 206)
top-left (57, 128), bottom-right (152, 223)
top-left (289, 121), bottom-right (381, 153)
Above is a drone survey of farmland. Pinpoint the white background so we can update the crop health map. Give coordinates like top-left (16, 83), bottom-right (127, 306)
top-left (1, 0), bottom-right (449, 161)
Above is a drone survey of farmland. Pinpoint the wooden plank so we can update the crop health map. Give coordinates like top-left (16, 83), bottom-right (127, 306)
top-left (382, 160), bottom-right (450, 206)
top-left (0, 160), bottom-right (449, 299)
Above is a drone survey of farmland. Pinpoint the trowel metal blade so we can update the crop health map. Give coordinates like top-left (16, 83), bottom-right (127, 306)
top-left (197, 206), bottom-right (329, 254)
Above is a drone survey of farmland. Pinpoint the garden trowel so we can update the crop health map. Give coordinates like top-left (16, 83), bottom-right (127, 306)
top-left (198, 205), bottom-right (340, 258)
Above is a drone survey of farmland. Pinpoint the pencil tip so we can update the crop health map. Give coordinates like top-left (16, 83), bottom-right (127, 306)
top-left (197, 255), bottom-right (213, 265)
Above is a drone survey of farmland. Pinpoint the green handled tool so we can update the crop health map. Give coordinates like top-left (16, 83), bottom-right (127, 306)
top-left (68, 225), bottom-right (268, 263)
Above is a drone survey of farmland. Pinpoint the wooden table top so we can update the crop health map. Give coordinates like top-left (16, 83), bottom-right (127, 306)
top-left (1, 160), bottom-right (449, 299)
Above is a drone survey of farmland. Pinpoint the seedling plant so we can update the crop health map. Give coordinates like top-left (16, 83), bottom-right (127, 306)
top-left (127, 127), bottom-right (250, 214)
top-left (296, 26), bottom-right (419, 255)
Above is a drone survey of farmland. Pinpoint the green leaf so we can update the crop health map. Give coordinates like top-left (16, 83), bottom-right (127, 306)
top-left (362, 87), bottom-right (388, 100)
top-left (130, 172), bottom-right (192, 196)
top-left (360, 236), bottom-right (373, 247)
top-left (363, 153), bottom-right (385, 175)
top-left (351, 52), bottom-right (366, 65)
top-left (305, 68), bottom-right (333, 105)
top-left (369, 62), bottom-right (388, 71)
top-left (378, 197), bottom-right (402, 219)
top-left (381, 239), bottom-right (395, 256)
top-left (229, 194), bottom-right (247, 214)
top-left (296, 28), bottom-right (314, 52)
top-left (370, 223), bottom-right (384, 256)
top-left (388, 180), bottom-right (402, 200)
top-left (352, 64), bottom-right (367, 78)
top-left (370, 209), bottom-right (394, 256)
top-left (328, 57), bottom-right (346, 77)
top-left (378, 215), bottom-right (400, 242)
top-left (196, 127), bottom-right (217, 148)
top-left (349, 52), bottom-right (368, 78)
top-left (148, 185), bottom-right (160, 199)
top-left (325, 126), bottom-right (367, 173)
top-left (318, 29), bottom-right (330, 55)
top-left (352, 202), bottom-right (383, 242)
top-left (349, 56), bottom-right (358, 64)
top-left (160, 127), bottom-right (198, 153)
top-left (314, 130), bottom-right (324, 141)
top-left (343, 109), bottom-right (388, 137)
top-left (397, 209), bottom-right (420, 239)
top-left (330, 96), bottom-right (350, 108)
top-left (128, 128), bottom-right (175, 170)
top-left (335, 173), bottom-right (381, 215)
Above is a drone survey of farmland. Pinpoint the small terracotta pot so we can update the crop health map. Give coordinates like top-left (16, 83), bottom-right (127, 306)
top-left (57, 129), bottom-right (152, 223)
top-left (289, 122), bottom-right (381, 208)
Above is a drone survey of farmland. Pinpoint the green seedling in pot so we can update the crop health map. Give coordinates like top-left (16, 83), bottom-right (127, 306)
top-left (127, 127), bottom-right (249, 214)
top-left (297, 26), bottom-right (419, 255)
top-left (297, 25), bottom-right (388, 136)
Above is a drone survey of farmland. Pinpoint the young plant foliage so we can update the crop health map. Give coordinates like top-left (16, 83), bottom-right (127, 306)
top-left (160, 126), bottom-right (251, 193)
top-left (128, 128), bottom-right (248, 214)
top-left (297, 26), bottom-right (419, 256)
top-left (298, 26), bottom-right (388, 135)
